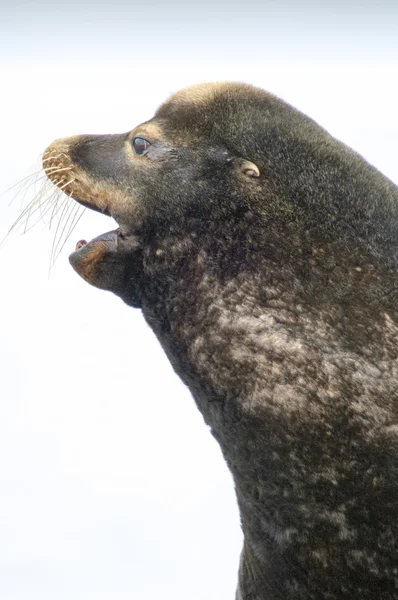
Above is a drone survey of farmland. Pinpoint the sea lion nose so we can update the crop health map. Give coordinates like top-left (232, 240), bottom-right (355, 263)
top-left (75, 239), bottom-right (87, 251)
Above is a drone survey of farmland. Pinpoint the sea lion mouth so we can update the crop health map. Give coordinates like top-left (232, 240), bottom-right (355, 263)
top-left (69, 185), bottom-right (129, 264)
top-left (68, 193), bottom-right (118, 268)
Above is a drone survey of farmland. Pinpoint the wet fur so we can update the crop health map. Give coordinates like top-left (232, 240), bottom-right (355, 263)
top-left (43, 83), bottom-right (398, 599)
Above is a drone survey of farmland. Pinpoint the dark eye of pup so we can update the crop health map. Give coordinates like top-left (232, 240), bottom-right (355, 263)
top-left (132, 137), bottom-right (151, 156)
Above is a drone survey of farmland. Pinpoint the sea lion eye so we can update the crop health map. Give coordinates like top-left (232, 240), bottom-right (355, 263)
top-left (132, 137), bottom-right (151, 156)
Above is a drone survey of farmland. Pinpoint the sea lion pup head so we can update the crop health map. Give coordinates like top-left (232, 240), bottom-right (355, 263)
top-left (42, 82), bottom-right (398, 308)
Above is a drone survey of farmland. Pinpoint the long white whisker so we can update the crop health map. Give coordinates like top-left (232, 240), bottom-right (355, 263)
top-left (58, 178), bottom-right (75, 191)
top-left (50, 191), bottom-right (76, 265)
top-left (42, 152), bottom-right (69, 163)
top-left (44, 166), bottom-right (73, 175)
top-left (20, 195), bottom-right (62, 235)
top-left (53, 200), bottom-right (76, 256)
top-left (6, 162), bottom-right (90, 267)
top-left (49, 190), bottom-right (68, 228)
top-left (65, 203), bottom-right (86, 243)
top-left (2, 169), bottom-right (44, 196)
top-left (8, 182), bottom-right (54, 234)
top-left (37, 188), bottom-right (64, 224)
top-left (52, 203), bottom-right (86, 265)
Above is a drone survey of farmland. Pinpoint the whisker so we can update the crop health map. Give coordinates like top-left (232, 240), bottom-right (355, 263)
top-left (20, 181), bottom-right (58, 227)
top-left (58, 178), bottom-right (76, 191)
top-left (51, 202), bottom-right (86, 265)
top-left (42, 152), bottom-right (69, 163)
top-left (65, 203), bottom-right (86, 244)
top-left (50, 191), bottom-right (76, 265)
top-left (8, 184), bottom-right (53, 234)
top-left (37, 188), bottom-right (63, 224)
top-left (5, 163), bottom-right (88, 267)
top-left (49, 190), bottom-right (69, 229)
top-left (53, 199), bottom-right (76, 254)
top-left (43, 166), bottom-right (73, 175)
top-left (2, 169), bottom-right (44, 196)
top-left (20, 198), bottom-right (61, 235)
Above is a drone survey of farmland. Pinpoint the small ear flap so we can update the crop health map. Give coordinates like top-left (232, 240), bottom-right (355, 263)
top-left (235, 158), bottom-right (260, 179)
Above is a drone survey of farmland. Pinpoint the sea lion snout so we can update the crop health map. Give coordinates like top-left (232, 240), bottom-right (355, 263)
top-left (42, 135), bottom-right (130, 218)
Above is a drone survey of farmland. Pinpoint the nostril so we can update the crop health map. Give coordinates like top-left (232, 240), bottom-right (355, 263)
top-left (75, 239), bottom-right (87, 251)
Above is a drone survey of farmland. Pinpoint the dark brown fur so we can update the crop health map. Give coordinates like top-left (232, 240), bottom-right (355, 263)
top-left (43, 83), bottom-right (398, 599)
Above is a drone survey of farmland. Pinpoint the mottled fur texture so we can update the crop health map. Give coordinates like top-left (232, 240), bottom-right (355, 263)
top-left (43, 83), bottom-right (398, 599)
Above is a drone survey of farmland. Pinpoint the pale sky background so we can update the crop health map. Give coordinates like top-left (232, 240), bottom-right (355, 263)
top-left (1, 2), bottom-right (398, 599)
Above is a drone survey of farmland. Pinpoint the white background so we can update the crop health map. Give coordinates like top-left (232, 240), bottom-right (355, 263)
top-left (1, 2), bottom-right (398, 599)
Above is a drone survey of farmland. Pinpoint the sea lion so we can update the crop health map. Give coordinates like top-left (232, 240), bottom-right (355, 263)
top-left (42, 83), bottom-right (398, 599)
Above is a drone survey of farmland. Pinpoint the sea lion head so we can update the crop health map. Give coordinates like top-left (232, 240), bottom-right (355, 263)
top-left (42, 83), bottom-right (280, 303)
top-left (42, 82), bottom-right (398, 309)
